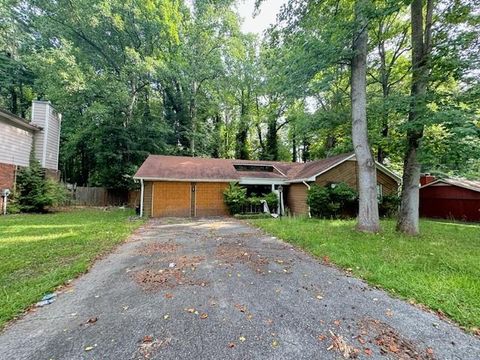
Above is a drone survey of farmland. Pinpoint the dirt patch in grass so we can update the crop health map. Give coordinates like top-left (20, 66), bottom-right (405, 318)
top-left (137, 242), bottom-right (180, 256)
top-left (359, 318), bottom-right (435, 359)
top-left (215, 242), bottom-right (269, 273)
top-left (132, 255), bottom-right (207, 291)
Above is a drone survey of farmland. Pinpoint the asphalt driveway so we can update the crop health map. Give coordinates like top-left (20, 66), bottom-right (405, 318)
top-left (1, 218), bottom-right (479, 359)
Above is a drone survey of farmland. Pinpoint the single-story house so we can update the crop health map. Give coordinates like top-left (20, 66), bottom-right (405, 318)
top-left (133, 153), bottom-right (401, 217)
top-left (420, 175), bottom-right (480, 222)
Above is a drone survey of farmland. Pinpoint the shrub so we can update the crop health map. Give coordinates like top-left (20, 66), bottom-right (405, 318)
top-left (16, 159), bottom-right (67, 212)
top-left (223, 183), bottom-right (279, 215)
top-left (223, 182), bottom-right (247, 215)
top-left (307, 183), bottom-right (358, 218)
top-left (306, 185), bottom-right (331, 218)
top-left (379, 194), bottom-right (400, 218)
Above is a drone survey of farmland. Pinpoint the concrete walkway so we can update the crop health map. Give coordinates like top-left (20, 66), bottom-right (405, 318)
top-left (1, 218), bottom-right (478, 359)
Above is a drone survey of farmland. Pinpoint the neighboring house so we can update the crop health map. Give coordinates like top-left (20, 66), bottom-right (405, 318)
top-left (134, 153), bottom-right (400, 217)
top-left (420, 175), bottom-right (480, 222)
top-left (0, 101), bottom-right (61, 192)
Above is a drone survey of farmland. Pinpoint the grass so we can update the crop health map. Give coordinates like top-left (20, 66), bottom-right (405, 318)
top-left (0, 208), bottom-right (144, 328)
top-left (250, 217), bottom-right (480, 331)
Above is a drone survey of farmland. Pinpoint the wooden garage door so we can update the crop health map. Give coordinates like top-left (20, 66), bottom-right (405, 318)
top-left (152, 182), bottom-right (191, 217)
top-left (195, 182), bottom-right (229, 217)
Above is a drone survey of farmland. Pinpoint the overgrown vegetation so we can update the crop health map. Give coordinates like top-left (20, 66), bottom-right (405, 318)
top-left (250, 217), bottom-right (480, 331)
top-left (0, 208), bottom-right (143, 328)
top-left (15, 159), bottom-right (66, 213)
top-left (223, 182), bottom-right (277, 215)
top-left (1, 0), bottom-right (478, 193)
top-left (307, 183), bottom-right (358, 218)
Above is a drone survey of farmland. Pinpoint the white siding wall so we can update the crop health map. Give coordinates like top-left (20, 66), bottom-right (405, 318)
top-left (31, 101), bottom-right (61, 170)
top-left (31, 101), bottom-right (46, 166)
top-left (0, 120), bottom-right (34, 167)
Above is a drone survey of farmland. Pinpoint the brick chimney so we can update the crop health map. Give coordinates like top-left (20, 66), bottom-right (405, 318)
top-left (420, 174), bottom-right (435, 186)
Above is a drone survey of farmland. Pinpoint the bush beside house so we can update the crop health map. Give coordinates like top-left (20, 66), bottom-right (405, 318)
top-left (14, 158), bottom-right (67, 213)
top-left (223, 182), bottom-right (278, 215)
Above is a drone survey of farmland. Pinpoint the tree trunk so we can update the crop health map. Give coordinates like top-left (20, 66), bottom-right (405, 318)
top-left (351, 0), bottom-right (380, 232)
top-left (190, 82), bottom-right (198, 156)
top-left (396, 0), bottom-right (433, 235)
top-left (292, 127), bottom-right (297, 162)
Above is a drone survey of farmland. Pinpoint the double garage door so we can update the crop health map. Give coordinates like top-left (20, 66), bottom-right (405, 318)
top-left (151, 181), bottom-right (229, 217)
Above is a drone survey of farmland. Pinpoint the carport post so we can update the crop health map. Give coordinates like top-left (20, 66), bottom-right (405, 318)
top-left (140, 179), bottom-right (144, 217)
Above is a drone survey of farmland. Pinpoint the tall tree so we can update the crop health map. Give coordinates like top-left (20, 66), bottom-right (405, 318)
top-left (396, 0), bottom-right (434, 235)
top-left (351, 0), bottom-right (380, 232)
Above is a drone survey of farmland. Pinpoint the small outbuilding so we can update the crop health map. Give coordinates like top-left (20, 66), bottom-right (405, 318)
top-left (134, 153), bottom-right (400, 218)
top-left (419, 176), bottom-right (480, 222)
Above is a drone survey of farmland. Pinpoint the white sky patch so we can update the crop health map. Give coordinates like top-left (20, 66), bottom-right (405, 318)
top-left (237, 0), bottom-right (288, 35)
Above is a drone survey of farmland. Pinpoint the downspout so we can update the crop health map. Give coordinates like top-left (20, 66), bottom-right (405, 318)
top-left (302, 181), bottom-right (311, 218)
top-left (140, 179), bottom-right (144, 217)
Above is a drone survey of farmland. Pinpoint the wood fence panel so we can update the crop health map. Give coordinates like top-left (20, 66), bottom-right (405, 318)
top-left (73, 187), bottom-right (138, 207)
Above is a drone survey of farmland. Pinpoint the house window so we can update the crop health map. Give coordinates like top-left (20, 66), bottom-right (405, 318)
top-left (377, 184), bottom-right (383, 200)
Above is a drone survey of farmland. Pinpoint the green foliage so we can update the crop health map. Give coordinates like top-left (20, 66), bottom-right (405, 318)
top-left (16, 159), bottom-right (66, 212)
top-left (379, 194), bottom-right (400, 218)
top-left (307, 183), bottom-right (358, 218)
top-left (1, 0), bottom-right (479, 191)
top-left (223, 182), bottom-right (278, 215)
top-left (223, 182), bottom-right (247, 215)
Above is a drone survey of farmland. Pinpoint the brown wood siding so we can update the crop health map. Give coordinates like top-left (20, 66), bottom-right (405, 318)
top-left (376, 170), bottom-right (398, 195)
top-left (286, 160), bottom-right (399, 216)
top-left (315, 160), bottom-right (358, 188)
top-left (195, 182), bottom-right (229, 217)
top-left (143, 182), bottom-right (153, 217)
top-left (152, 181), bottom-right (191, 217)
top-left (286, 183), bottom-right (309, 216)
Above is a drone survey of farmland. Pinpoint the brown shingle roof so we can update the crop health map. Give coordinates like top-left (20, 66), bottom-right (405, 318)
top-left (134, 152), bottom-right (363, 183)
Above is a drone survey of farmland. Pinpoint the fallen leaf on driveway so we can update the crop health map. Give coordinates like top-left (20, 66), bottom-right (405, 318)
top-left (234, 304), bottom-right (246, 313)
top-left (86, 317), bottom-right (98, 324)
top-left (163, 314), bottom-right (170, 320)
top-left (186, 308), bottom-right (195, 313)
top-left (364, 348), bottom-right (373, 356)
top-left (322, 256), bottom-right (330, 264)
top-left (327, 331), bottom-right (359, 359)
top-left (385, 309), bottom-right (394, 317)
top-left (200, 313), bottom-right (208, 319)
top-left (356, 336), bottom-right (366, 345)
top-left (271, 339), bottom-right (279, 348)
top-left (239, 336), bottom-right (246, 342)
top-left (164, 293), bottom-right (173, 299)
top-left (143, 335), bottom-right (153, 343)
top-left (85, 344), bottom-right (96, 351)
top-left (228, 342), bottom-right (235, 348)
top-left (316, 294), bottom-right (323, 300)
top-left (318, 334), bottom-right (326, 341)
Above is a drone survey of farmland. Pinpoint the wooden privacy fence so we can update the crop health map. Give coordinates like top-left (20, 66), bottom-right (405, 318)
top-left (73, 187), bottom-right (139, 207)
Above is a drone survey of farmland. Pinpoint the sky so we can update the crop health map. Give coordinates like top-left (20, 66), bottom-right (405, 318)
top-left (236, 0), bottom-right (289, 35)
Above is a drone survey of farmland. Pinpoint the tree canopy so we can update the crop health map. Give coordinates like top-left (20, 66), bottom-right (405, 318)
top-left (1, 0), bottom-right (479, 192)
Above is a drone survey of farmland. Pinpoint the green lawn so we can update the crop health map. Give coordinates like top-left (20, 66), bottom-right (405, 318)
top-left (250, 217), bottom-right (480, 331)
top-left (0, 208), bottom-right (144, 328)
